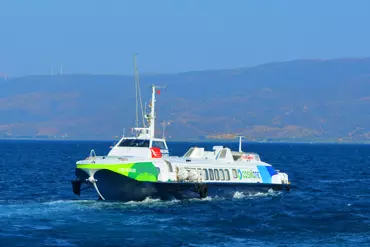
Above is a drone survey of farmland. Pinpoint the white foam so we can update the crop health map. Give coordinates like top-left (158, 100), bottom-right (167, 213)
top-left (188, 196), bottom-right (215, 203)
top-left (125, 197), bottom-right (160, 205)
top-left (0, 199), bottom-right (95, 217)
top-left (232, 189), bottom-right (281, 199)
top-left (233, 191), bottom-right (245, 199)
top-left (43, 200), bottom-right (92, 205)
top-left (44, 238), bottom-right (76, 247)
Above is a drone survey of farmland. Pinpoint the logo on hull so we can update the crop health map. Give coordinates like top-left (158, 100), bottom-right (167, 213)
top-left (237, 169), bottom-right (260, 180)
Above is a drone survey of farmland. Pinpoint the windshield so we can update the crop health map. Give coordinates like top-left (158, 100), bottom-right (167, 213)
top-left (118, 139), bottom-right (149, 147)
top-left (152, 141), bottom-right (167, 149)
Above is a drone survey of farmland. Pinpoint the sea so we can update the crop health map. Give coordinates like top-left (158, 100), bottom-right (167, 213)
top-left (0, 140), bottom-right (370, 247)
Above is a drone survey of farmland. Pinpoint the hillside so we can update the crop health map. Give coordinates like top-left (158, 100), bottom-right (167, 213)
top-left (1, 58), bottom-right (370, 142)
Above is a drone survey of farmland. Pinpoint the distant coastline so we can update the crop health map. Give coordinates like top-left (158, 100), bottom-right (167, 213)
top-left (1, 137), bottom-right (370, 145)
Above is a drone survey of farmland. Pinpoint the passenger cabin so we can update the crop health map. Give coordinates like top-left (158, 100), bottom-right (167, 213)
top-left (182, 146), bottom-right (261, 163)
top-left (107, 128), bottom-right (169, 158)
top-left (174, 146), bottom-right (265, 184)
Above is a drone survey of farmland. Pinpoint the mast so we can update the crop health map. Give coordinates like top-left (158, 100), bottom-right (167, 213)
top-left (150, 85), bottom-right (156, 138)
top-left (149, 85), bottom-right (165, 139)
top-left (238, 136), bottom-right (243, 152)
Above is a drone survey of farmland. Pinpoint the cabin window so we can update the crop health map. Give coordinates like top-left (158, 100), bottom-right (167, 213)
top-left (232, 154), bottom-right (242, 161)
top-left (225, 169), bottom-right (230, 181)
top-left (214, 169), bottom-right (219, 180)
top-left (203, 169), bottom-right (209, 180)
top-left (219, 149), bottom-right (227, 159)
top-left (118, 139), bottom-right (149, 147)
top-left (152, 141), bottom-right (166, 149)
top-left (232, 169), bottom-right (237, 179)
top-left (254, 154), bottom-right (261, 161)
top-left (219, 169), bottom-right (225, 180)
top-left (209, 169), bottom-right (214, 180)
top-left (184, 148), bottom-right (194, 157)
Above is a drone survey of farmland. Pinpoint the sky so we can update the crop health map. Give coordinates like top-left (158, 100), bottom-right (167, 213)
top-left (1, 0), bottom-right (370, 77)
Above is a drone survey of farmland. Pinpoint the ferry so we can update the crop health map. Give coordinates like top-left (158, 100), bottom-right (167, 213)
top-left (71, 83), bottom-right (291, 201)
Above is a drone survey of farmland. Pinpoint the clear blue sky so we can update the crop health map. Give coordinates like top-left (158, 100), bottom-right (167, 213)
top-left (1, 0), bottom-right (370, 76)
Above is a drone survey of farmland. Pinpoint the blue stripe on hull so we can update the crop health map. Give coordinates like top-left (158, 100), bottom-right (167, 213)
top-left (257, 166), bottom-right (272, 183)
top-left (257, 165), bottom-right (278, 183)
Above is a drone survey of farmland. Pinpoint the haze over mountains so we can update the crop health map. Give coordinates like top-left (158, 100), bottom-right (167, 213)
top-left (1, 58), bottom-right (370, 142)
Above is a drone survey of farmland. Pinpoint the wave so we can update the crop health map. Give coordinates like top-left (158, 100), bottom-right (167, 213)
top-left (233, 189), bottom-right (281, 199)
top-left (0, 190), bottom-right (281, 217)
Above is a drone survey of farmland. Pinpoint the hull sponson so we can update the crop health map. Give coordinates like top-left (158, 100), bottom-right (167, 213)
top-left (77, 162), bottom-right (160, 182)
top-left (76, 169), bottom-right (288, 201)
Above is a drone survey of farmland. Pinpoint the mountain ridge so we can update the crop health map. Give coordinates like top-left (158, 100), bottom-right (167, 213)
top-left (1, 57), bottom-right (370, 142)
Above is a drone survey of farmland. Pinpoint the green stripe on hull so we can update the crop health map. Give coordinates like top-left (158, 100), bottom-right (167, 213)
top-left (77, 162), bottom-right (159, 182)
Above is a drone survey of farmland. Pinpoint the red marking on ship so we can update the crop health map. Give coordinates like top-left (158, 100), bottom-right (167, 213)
top-left (242, 154), bottom-right (255, 160)
top-left (150, 147), bottom-right (162, 158)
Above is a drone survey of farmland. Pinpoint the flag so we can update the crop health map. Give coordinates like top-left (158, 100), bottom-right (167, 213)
top-left (156, 89), bottom-right (160, 95)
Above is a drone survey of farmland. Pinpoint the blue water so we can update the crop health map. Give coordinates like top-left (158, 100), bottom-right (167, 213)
top-left (1, 140), bottom-right (370, 246)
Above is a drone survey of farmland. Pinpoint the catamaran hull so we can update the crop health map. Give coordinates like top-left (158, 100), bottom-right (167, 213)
top-left (74, 168), bottom-right (290, 202)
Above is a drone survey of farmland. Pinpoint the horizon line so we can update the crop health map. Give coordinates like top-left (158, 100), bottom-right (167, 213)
top-left (3, 56), bottom-right (370, 79)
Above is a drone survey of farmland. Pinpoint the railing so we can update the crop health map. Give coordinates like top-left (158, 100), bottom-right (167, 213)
top-left (84, 150), bottom-right (129, 162)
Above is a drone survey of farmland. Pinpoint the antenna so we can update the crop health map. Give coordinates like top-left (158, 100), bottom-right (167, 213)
top-left (133, 53), bottom-right (145, 128)
top-left (161, 120), bottom-right (171, 139)
top-left (134, 54), bottom-right (138, 128)
top-left (162, 120), bottom-right (166, 139)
